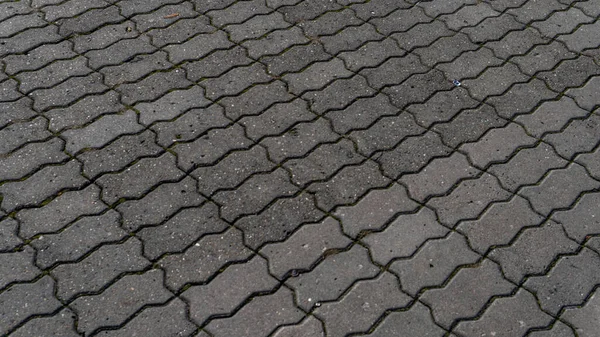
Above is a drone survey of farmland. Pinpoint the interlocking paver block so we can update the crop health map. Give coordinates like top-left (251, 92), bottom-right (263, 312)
top-left (299, 8), bottom-right (361, 37)
top-left (57, 6), bottom-right (124, 37)
top-left (520, 163), bottom-right (600, 216)
top-left (553, 192), bottom-right (600, 243)
top-left (239, 99), bottom-right (315, 141)
top-left (440, 3), bottom-right (499, 30)
top-left (407, 87), bottom-right (478, 127)
top-left (320, 24), bottom-right (383, 55)
top-left (0, 116), bottom-right (51, 155)
top-left (287, 244), bottom-right (380, 310)
top-left (101, 51), bottom-right (172, 87)
top-left (576, 146), bottom-right (600, 180)
top-left (272, 317), bottom-right (325, 337)
top-left (46, 91), bottom-right (125, 132)
top-left (205, 287), bottom-right (304, 337)
top-left (165, 31), bottom-right (233, 64)
top-left (182, 256), bottom-right (279, 325)
top-left (201, 63), bottom-right (272, 100)
top-left (559, 20), bottom-right (600, 53)
top-left (236, 192), bottom-right (325, 249)
top-left (0, 218), bottom-right (22, 252)
top-left (17, 56), bottom-right (91, 93)
top-left (457, 195), bottom-right (545, 254)
top-left (367, 302), bottom-right (446, 337)
top-left (528, 321), bottom-right (576, 337)
top-left (515, 96), bottom-right (589, 138)
top-left (0, 26), bottom-right (62, 57)
top-left (524, 248), bottom-right (600, 315)
top-left (283, 58), bottom-right (353, 96)
top-left (544, 114), bottom-right (600, 159)
top-left (506, 0), bottom-right (567, 25)
top-left (428, 172), bottom-right (512, 227)
top-left (421, 259), bottom-right (515, 329)
top-left (260, 217), bottom-right (351, 279)
top-left (371, 6), bottom-right (432, 35)
top-left (225, 12), bottom-right (290, 43)
top-left (400, 153), bottom-right (480, 202)
top-left (52, 238), bottom-right (150, 301)
top-left (360, 53), bottom-right (428, 90)
top-left (512, 41), bottom-right (577, 77)
top-left (486, 79), bottom-right (559, 119)
top-left (460, 123), bottom-right (537, 168)
top-left (339, 38), bottom-right (405, 72)
top-left (72, 269), bottom-right (172, 335)
top-left (436, 48), bottom-right (504, 81)
top-left (208, 0), bottom-right (270, 27)
top-left (537, 56), bottom-right (600, 93)
top-left (562, 288), bottom-right (600, 337)
top-left (96, 299), bottom-right (196, 337)
top-left (533, 7), bottom-right (594, 38)
top-left (314, 272), bottom-right (412, 337)
top-left (391, 20), bottom-right (453, 52)
top-left (566, 76), bottom-right (600, 111)
top-left (70, 21), bottom-right (138, 53)
top-left (242, 26), bottom-right (308, 59)
top-left (117, 69), bottom-right (192, 106)
top-left (462, 14), bottom-right (524, 44)
top-left (463, 63), bottom-right (529, 101)
top-left (0, 276), bottom-right (62, 336)
top-left (262, 42), bottom-right (332, 76)
top-left (9, 308), bottom-right (79, 337)
top-left (31, 210), bottom-right (127, 269)
top-left (96, 153), bottom-right (185, 205)
top-left (489, 143), bottom-right (568, 192)
top-left (220, 80), bottom-right (293, 121)
top-left (0, 98), bottom-right (37, 129)
top-left (363, 207), bottom-right (449, 266)
top-left (85, 35), bottom-right (156, 69)
top-left (390, 232), bottom-right (480, 296)
top-left (303, 75), bottom-right (376, 115)
top-left (134, 85), bottom-right (210, 125)
top-left (0, 137), bottom-right (67, 182)
top-left (16, 184), bottom-right (106, 238)
top-left (62, 110), bottom-right (144, 154)
top-left (0, 246), bottom-right (40, 289)
top-left (325, 94), bottom-right (398, 134)
top-left (454, 288), bottom-right (553, 337)
top-left (384, 69), bottom-right (454, 109)
top-left (490, 221), bottom-right (579, 283)
top-left (158, 227), bottom-right (252, 290)
top-left (0, 79), bottom-right (21, 102)
top-left (137, 202), bottom-right (228, 260)
top-left (0, 159), bottom-right (88, 212)
top-left (146, 16), bottom-right (215, 48)
top-left (131, 2), bottom-right (197, 33)
top-left (30, 73), bottom-right (108, 112)
top-left (350, 112), bottom-right (425, 156)
top-left (183, 46), bottom-right (252, 81)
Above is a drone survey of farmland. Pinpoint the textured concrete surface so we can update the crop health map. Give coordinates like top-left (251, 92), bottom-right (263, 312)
top-left (1, 0), bottom-right (600, 336)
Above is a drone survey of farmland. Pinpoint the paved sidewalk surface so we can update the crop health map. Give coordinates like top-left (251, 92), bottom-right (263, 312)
top-left (2, 0), bottom-right (600, 336)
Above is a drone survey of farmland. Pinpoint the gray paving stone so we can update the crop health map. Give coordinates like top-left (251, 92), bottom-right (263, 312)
top-left (0, 276), bottom-right (62, 336)
top-left (460, 123), bottom-right (537, 169)
top-left (225, 12), bottom-right (290, 43)
top-left (130, 2), bottom-right (197, 33)
top-left (0, 1), bottom-right (33, 22)
top-left (421, 259), bottom-right (515, 329)
top-left (239, 99), bottom-right (315, 141)
top-left (308, 161), bottom-right (390, 212)
top-left (303, 75), bottom-right (375, 115)
top-left (299, 8), bottom-right (361, 37)
top-left (457, 195), bottom-right (545, 254)
top-left (182, 256), bottom-right (279, 325)
top-left (384, 69), bottom-right (454, 109)
top-left (0, 98), bottom-right (37, 129)
top-left (16, 184), bottom-right (106, 239)
top-left (391, 232), bottom-right (480, 296)
top-left (236, 192), bottom-right (325, 249)
top-left (360, 53), bottom-right (428, 90)
top-left (96, 298), bottom-right (196, 337)
top-left (377, 131), bottom-right (453, 179)
top-left (527, 321), bottom-right (575, 337)
top-left (261, 118), bottom-right (339, 163)
top-left (524, 248), bottom-right (600, 315)
top-left (436, 48), bottom-right (504, 81)
top-left (428, 172), bottom-right (512, 227)
top-left (70, 21), bottom-right (138, 53)
top-left (284, 139), bottom-right (363, 187)
top-left (138, 202), bottom-right (228, 260)
top-left (462, 14), bottom-right (524, 44)
top-left (213, 168), bottom-right (298, 221)
top-left (117, 69), bottom-right (192, 106)
top-left (520, 163), bottom-right (600, 216)
top-left (0, 137), bottom-right (67, 182)
top-left (0, 116), bottom-right (51, 155)
top-left (0, 218), bottom-right (22, 252)
top-left (173, 124), bottom-right (253, 171)
top-left (159, 227), bottom-right (253, 290)
top-left (338, 38), bottom-right (405, 72)
top-left (272, 317), bottom-right (325, 337)
top-left (96, 153), bottom-right (185, 205)
top-left (284, 58), bottom-right (353, 96)
top-left (544, 114), bottom-right (600, 159)
top-left (0, 78), bottom-right (21, 102)
top-left (462, 63), bottom-right (529, 101)
top-left (566, 76), bottom-right (600, 111)
top-left (325, 94), bottom-right (399, 134)
top-left (201, 63), bottom-right (272, 100)
top-left (489, 143), bottom-right (568, 192)
top-left (52, 237), bottom-right (150, 301)
top-left (193, 145), bottom-right (275, 195)
top-left (117, 177), bottom-right (205, 232)
top-left (485, 27), bottom-right (549, 60)
top-left (278, 0), bottom-right (341, 23)
top-left (164, 31), bottom-right (233, 64)
top-left (537, 56), bottom-right (600, 93)
top-left (183, 46), bottom-right (253, 81)
top-left (314, 272), bottom-right (412, 337)
top-left (207, 0), bottom-right (270, 27)
top-left (371, 6), bottom-right (432, 35)
top-left (515, 96), bottom-right (589, 138)
top-left (46, 91), bottom-right (125, 132)
top-left (62, 110), bottom-right (144, 155)
top-left (486, 79), bottom-right (559, 119)
top-left (146, 16), bottom-right (215, 48)
top-left (416, 33), bottom-right (480, 69)
top-left (558, 20), bottom-right (600, 54)
top-left (454, 288), bottom-right (552, 337)
top-left (287, 244), bottom-right (380, 310)
top-left (407, 87), bottom-right (478, 127)
top-left (490, 221), bottom-right (579, 283)
top-left (220, 80), bottom-right (293, 121)
top-left (101, 51), bottom-right (173, 87)
top-left (367, 302), bottom-right (446, 337)
top-left (117, 0), bottom-right (183, 17)
top-left (350, 112), bottom-right (425, 156)
top-left (134, 85), bottom-right (210, 126)
top-left (533, 7), bottom-right (594, 39)
top-left (0, 246), bottom-right (40, 289)
top-left (576, 146), bottom-right (600, 180)
top-left (260, 217), bottom-right (351, 279)
top-left (31, 210), bottom-right (126, 269)
top-left (72, 269), bottom-right (172, 336)
top-left (507, 0), bottom-right (568, 24)
top-left (85, 35), bottom-right (156, 69)
top-left (391, 20), bottom-right (454, 53)
top-left (0, 25), bottom-right (62, 57)
top-left (440, 3), bottom-right (500, 31)
top-left (30, 73), bottom-right (108, 112)
top-left (9, 308), bottom-right (79, 337)
top-left (320, 23), bottom-right (383, 55)
top-left (57, 6), bottom-right (124, 37)
top-left (562, 288), bottom-right (600, 337)
top-left (400, 153), bottom-right (480, 202)
top-left (513, 41), bottom-right (577, 77)
top-left (350, 0), bottom-right (411, 20)
top-left (191, 0), bottom-right (236, 12)
top-left (0, 160), bottom-right (88, 212)
top-left (262, 42), bottom-right (332, 76)
top-left (3, 41), bottom-right (75, 75)
top-left (78, 130), bottom-right (163, 178)
top-left (205, 286), bottom-right (304, 337)
top-left (553, 192), bottom-right (600, 243)
top-left (242, 26), bottom-right (308, 59)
